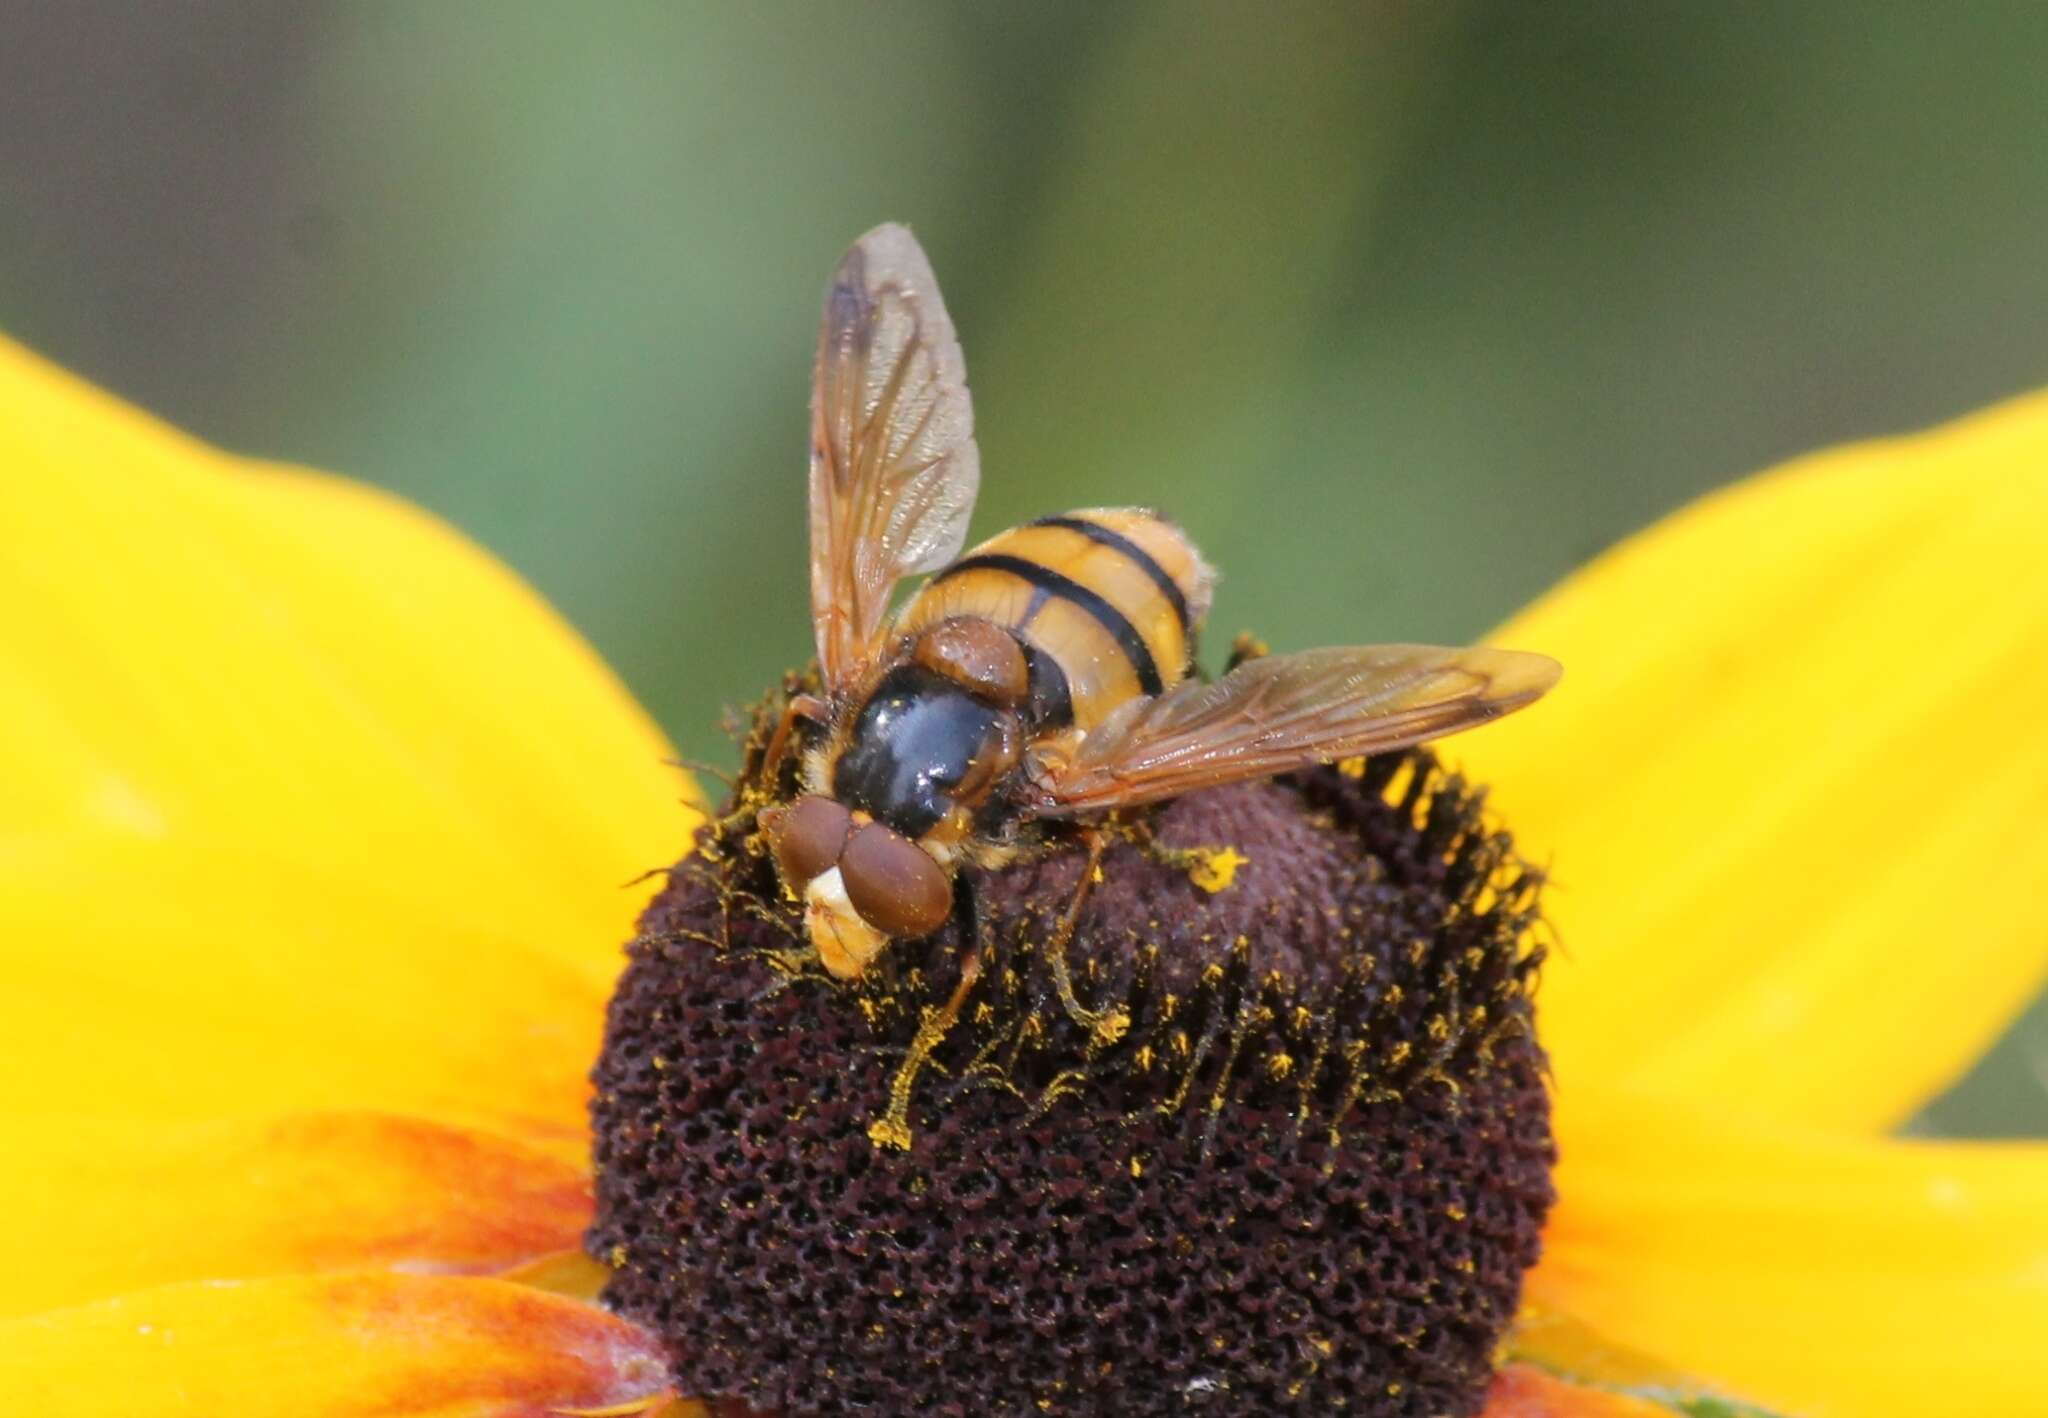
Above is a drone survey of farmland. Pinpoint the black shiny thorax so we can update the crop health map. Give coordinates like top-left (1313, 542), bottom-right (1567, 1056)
top-left (832, 663), bottom-right (1014, 837)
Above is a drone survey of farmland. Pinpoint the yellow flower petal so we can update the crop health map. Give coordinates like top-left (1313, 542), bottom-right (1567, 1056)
top-left (497, 1248), bottom-right (615, 1303)
top-left (1530, 1088), bottom-right (2048, 1417)
top-left (0, 1112), bottom-right (593, 1320)
top-left (1460, 393), bottom-right (2048, 1130)
top-left (0, 336), bottom-right (705, 1130)
top-left (0, 1273), bottom-right (673, 1418)
top-left (0, 834), bottom-right (611, 1130)
top-left (0, 334), bottom-right (699, 969)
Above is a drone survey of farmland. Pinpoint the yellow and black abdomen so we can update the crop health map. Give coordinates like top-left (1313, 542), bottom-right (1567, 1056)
top-left (898, 508), bottom-right (1216, 729)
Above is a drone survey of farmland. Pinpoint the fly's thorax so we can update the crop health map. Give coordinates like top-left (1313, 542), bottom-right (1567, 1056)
top-left (770, 636), bottom-right (1033, 960)
top-left (827, 660), bottom-right (1023, 839)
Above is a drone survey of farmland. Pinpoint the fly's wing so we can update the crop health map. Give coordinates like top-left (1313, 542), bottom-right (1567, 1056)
top-left (1029, 644), bottom-right (1561, 815)
top-left (809, 223), bottom-right (981, 693)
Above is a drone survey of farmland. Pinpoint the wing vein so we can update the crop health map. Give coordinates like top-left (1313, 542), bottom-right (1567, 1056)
top-left (805, 225), bottom-right (981, 691)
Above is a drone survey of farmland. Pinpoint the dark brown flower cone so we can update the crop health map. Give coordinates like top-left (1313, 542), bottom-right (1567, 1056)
top-left (589, 721), bottom-right (1555, 1417)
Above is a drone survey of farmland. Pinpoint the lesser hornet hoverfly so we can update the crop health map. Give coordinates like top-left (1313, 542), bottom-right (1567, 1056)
top-left (758, 224), bottom-right (1559, 989)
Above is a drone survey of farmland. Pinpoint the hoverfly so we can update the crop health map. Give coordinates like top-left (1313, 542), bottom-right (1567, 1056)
top-left (759, 224), bottom-right (1559, 984)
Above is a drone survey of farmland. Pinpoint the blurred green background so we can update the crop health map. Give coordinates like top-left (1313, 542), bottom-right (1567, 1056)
top-left (2, 3), bottom-right (2042, 1135)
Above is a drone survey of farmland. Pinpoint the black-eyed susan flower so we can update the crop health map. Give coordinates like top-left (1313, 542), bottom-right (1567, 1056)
top-left (1, 332), bottom-right (2043, 1416)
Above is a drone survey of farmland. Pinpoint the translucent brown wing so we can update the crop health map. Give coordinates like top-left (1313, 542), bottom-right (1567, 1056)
top-left (809, 223), bottom-right (981, 692)
top-left (1027, 644), bottom-right (1561, 815)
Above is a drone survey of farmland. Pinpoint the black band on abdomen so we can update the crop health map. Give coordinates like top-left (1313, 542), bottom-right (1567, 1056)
top-left (930, 552), bottom-right (1164, 696)
top-left (1031, 515), bottom-right (1191, 634)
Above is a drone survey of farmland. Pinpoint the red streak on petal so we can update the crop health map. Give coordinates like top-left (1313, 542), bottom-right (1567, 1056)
top-left (338, 1274), bottom-right (672, 1414)
top-left (257, 1112), bottom-right (594, 1272)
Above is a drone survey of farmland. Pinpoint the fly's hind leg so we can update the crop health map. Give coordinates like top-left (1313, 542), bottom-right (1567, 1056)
top-left (750, 690), bottom-right (830, 889)
top-left (758, 692), bottom-right (827, 790)
top-left (868, 874), bottom-right (987, 1151)
top-left (1042, 829), bottom-right (1131, 1050)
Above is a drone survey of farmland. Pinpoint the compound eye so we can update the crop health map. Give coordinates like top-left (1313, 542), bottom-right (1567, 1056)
top-left (839, 822), bottom-right (953, 938)
top-left (912, 617), bottom-right (1030, 706)
top-left (765, 794), bottom-right (853, 886)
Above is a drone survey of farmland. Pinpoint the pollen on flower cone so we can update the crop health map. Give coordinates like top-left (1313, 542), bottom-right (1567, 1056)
top-left (589, 742), bottom-right (1555, 1417)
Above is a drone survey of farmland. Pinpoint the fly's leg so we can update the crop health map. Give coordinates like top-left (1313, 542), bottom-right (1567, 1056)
top-left (759, 692), bottom-right (827, 790)
top-left (752, 690), bottom-right (830, 884)
top-left (869, 874), bottom-right (987, 1151)
top-left (1043, 829), bottom-right (1130, 1049)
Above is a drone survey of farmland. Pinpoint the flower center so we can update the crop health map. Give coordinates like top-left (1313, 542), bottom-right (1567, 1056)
top-left (589, 716), bottom-right (1555, 1417)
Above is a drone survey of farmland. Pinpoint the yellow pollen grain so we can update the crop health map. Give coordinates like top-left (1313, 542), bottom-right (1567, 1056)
top-left (1379, 758), bottom-right (1418, 806)
top-left (1446, 1203), bottom-right (1467, 1221)
top-left (1185, 845), bottom-right (1249, 893)
top-left (1266, 1052), bottom-right (1295, 1080)
top-left (867, 1117), bottom-right (913, 1151)
top-left (608, 1245), bottom-right (628, 1268)
top-left (1130, 1155), bottom-right (1145, 1178)
top-left (651, 1054), bottom-right (668, 1071)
